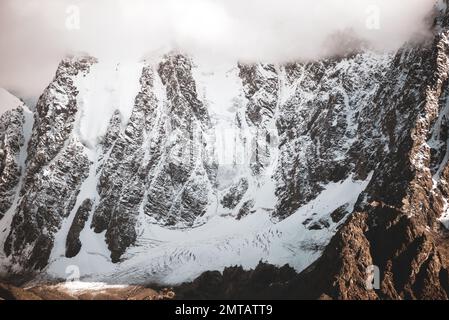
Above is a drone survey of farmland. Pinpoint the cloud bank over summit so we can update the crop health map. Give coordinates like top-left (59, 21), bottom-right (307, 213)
top-left (0, 0), bottom-right (436, 99)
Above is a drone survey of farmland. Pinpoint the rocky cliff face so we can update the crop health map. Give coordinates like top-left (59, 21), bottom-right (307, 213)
top-left (0, 1), bottom-right (449, 300)
top-left (286, 3), bottom-right (449, 299)
top-left (0, 107), bottom-right (26, 217)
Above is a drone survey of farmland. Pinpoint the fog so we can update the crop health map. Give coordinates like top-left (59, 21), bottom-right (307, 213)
top-left (0, 0), bottom-right (437, 100)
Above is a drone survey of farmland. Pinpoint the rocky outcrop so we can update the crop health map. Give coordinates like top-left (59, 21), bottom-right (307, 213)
top-left (21, 56), bottom-right (95, 192)
top-left (3, 56), bottom-right (95, 269)
top-left (274, 52), bottom-right (392, 219)
top-left (174, 262), bottom-right (297, 300)
top-left (91, 54), bottom-right (218, 262)
top-left (221, 178), bottom-right (249, 209)
top-left (91, 65), bottom-right (159, 262)
top-left (0, 107), bottom-right (26, 217)
top-left (66, 199), bottom-right (93, 258)
top-left (142, 54), bottom-right (216, 227)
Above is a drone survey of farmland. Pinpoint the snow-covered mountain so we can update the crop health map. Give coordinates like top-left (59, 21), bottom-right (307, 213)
top-left (1, 0), bottom-right (449, 300)
top-left (0, 50), bottom-right (387, 284)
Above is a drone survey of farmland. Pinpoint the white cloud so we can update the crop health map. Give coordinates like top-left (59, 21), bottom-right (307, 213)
top-left (0, 0), bottom-right (437, 99)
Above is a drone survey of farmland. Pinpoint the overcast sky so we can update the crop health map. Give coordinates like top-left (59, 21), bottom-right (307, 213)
top-left (0, 0), bottom-right (437, 101)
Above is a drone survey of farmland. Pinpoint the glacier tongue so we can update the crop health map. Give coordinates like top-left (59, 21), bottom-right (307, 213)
top-left (45, 173), bottom-right (371, 284)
